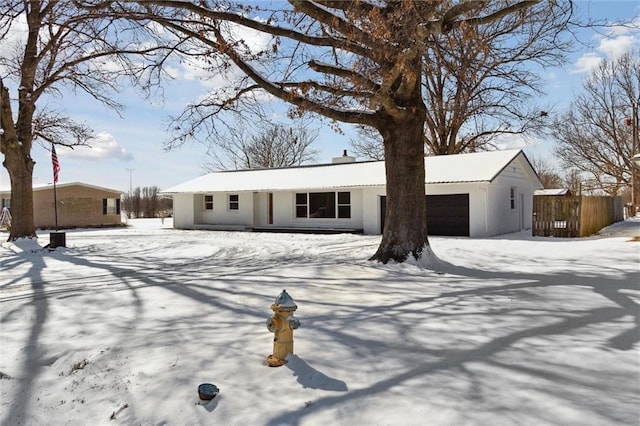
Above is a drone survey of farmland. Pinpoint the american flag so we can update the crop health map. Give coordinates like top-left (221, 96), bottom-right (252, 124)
top-left (51, 145), bottom-right (60, 183)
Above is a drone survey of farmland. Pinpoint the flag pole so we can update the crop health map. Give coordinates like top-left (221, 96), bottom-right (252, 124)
top-left (53, 178), bottom-right (58, 231)
top-left (51, 144), bottom-right (60, 231)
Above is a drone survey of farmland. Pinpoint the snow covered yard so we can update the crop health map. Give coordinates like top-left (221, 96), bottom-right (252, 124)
top-left (1, 218), bottom-right (638, 426)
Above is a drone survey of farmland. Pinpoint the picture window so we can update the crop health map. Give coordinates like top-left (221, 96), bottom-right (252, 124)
top-left (295, 191), bottom-right (351, 219)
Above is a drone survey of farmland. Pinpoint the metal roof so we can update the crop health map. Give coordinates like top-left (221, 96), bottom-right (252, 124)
top-left (161, 149), bottom-right (533, 194)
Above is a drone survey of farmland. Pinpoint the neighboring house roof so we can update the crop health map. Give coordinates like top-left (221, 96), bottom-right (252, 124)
top-left (0, 182), bottom-right (123, 194)
top-left (162, 149), bottom-right (540, 194)
top-left (534, 188), bottom-right (572, 196)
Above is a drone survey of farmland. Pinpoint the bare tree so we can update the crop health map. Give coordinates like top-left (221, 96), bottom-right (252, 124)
top-left (90, 0), bottom-right (547, 263)
top-left (529, 154), bottom-right (564, 189)
top-left (123, 187), bottom-right (142, 219)
top-left (0, 1), bottom-right (167, 240)
top-left (563, 169), bottom-right (584, 196)
top-left (422, 3), bottom-right (571, 155)
top-left (616, 52), bottom-right (640, 214)
top-left (204, 122), bottom-right (319, 170)
top-left (553, 50), bottom-right (639, 203)
top-left (351, 2), bottom-right (572, 160)
top-left (141, 186), bottom-right (159, 218)
top-left (349, 125), bottom-right (385, 161)
top-left (123, 186), bottom-right (170, 218)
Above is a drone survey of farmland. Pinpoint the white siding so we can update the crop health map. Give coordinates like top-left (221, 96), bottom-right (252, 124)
top-left (489, 156), bottom-right (538, 235)
top-left (253, 192), bottom-right (268, 227)
top-left (272, 192), bottom-right (293, 226)
top-left (197, 192), bottom-right (253, 226)
top-left (173, 193), bottom-right (195, 229)
top-left (194, 194), bottom-right (205, 224)
top-left (173, 192), bottom-right (254, 229)
top-left (362, 187), bottom-right (386, 234)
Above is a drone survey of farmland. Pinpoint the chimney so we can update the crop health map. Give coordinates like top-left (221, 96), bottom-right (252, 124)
top-left (332, 149), bottom-right (356, 164)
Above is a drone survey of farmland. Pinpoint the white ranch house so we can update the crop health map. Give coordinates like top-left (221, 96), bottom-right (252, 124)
top-left (162, 149), bottom-right (542, 237)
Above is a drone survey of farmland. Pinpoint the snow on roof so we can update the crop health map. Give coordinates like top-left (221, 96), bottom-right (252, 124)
top-left (161, 149), bottom-right (526, 194)
top-left (0, 182), bottom-right (123, 194)
top-left (425, 149), bottom-right (525, 184)
top-left (534, 188), bottom-right (571, 196)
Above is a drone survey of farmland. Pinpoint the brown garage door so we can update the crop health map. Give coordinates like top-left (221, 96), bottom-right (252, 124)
top-left (380, 194), bottom-right (470, 236)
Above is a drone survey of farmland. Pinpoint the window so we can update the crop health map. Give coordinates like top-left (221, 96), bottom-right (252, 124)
top-left (295, 191), bottom-right (351, 219)
top-left (103, 198), bottom-right (121, 215)
top-left (309, 192), bottom-right (335, 218)
top-left (228, 194), bottom-right (239, 210)
top-left (295, 193), bottom-right (308, 218)
top-left (510, 187), bottom-right (516, 210)
top-left (204, 195), bottom-right (213, 210)
top-left (338, 192), bottom-right (351, 218)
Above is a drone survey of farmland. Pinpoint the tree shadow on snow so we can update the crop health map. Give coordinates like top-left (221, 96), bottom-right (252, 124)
top-left (2, 231), bottom-right (638, 426)
top-left (1, 248), bottom-right (50, 425)
top-left (0, 244), bottom-right (153, 424)
top-left (264, 243), bottom-right (639, 426)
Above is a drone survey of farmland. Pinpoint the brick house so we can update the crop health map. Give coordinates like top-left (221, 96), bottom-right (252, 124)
top-left (0, 182), bottom-right (123, 229)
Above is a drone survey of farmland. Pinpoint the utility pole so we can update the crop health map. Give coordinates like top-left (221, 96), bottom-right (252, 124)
top-left (125, 168), bottom-right (134, 196)
top-left (627, 106), bottom-right (639, 217)
top-left (634, 106), bottom-right (639, 217)
top-left (0, 83), bottom-right (6, 201)
top-left (125, 168), bottom-right (134, 219)
top-left (0, 84), bottom-right (4, 138)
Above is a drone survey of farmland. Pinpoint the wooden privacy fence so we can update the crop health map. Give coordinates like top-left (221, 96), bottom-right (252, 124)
top-left (533, 195), bottom-right (624, 237)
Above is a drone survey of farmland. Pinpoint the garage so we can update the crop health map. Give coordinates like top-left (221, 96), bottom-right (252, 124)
top-left (380, 193), bottom-right (470, 236)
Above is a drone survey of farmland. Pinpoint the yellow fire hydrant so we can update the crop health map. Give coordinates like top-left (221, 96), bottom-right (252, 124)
top-left (266, 289), bottom-right (301, 367)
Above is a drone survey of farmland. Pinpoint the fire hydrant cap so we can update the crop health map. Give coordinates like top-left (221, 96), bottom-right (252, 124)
top-left (274, 289), bottom-right (297, 311)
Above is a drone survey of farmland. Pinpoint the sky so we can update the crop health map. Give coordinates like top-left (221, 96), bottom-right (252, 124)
top-left (1, 218), bottom-right (638, 424)
top-left (0, 1), bottom-right (639, 193)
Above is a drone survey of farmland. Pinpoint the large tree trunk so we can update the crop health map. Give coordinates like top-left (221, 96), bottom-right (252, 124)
top-left (1, 83), bottom-right (37, 241)
top-left (370, 112), bottom-right (430, 263)
top-left (4, 149), bottom-right (36, 241)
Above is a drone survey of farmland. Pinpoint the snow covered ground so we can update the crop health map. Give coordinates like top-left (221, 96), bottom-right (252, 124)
top-left (1, 218), bottom-right (638, 426)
